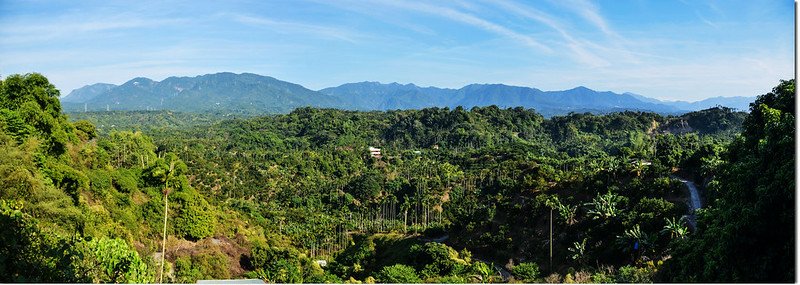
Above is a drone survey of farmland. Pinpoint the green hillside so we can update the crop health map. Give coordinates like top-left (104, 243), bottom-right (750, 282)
top-left (1, 73), bottom-right (793, 283)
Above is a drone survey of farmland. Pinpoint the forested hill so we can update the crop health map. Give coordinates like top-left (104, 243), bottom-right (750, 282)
top-left (319, 82), bottom-right (753, 114)
top-left (61, 72), bottom-right (754, 116)
top-left (61, 72), bottom-right (343, 114)
top-left (2, 73), bottom-right (793, 283)
top-left (66, 105), bottom-right (747, 139)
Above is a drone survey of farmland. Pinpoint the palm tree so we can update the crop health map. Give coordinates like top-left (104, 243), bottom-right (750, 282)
top-left (155, 159), bottom-right (177, 283)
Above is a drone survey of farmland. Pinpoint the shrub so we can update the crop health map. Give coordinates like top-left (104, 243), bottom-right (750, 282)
top-left (470, 261), bottom-right (496, 283)
top-left (336, 235), bottom-right (376, 275)
top-left (511, 262), bottom-right (541, 282)
top-left (544, 273), bottom-right (562, 283)
top-left (436, 275), bottom-right (467, 283)
top-left (304, 271), bottom-right (343, 283)
top-left (174, 256), bottom-right (202, 283)
top-left (79, 237), bottom-right (153, 283)
top-left (87, 170), bottom-right (112, 196)
top-left (171, 189), bottom-right (215, 240)
top-left (41, 162), bottom-right (89, 206)
top-left (250, 245), bottom-right (303, 283)
top-left (73, 120), bottom-right (97, 141)
top-left (616, 264), bottom-right (656, 283)
top-left (410, 242), bottom-right (460, 278)
top-left (591, 266), bottom-right (616, 283)
top-left (376, 264), bottom-right (421, 283)
top-left (112, 169), bottom-right (139, 194)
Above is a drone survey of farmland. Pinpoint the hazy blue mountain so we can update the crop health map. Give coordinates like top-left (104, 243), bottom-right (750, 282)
top-left (624, 92), bottom-right (663, 104)
top-left (321, 82), bottom-right (686, 115)
top-left (662, 96), bottom-right (755, 112)
top-left (451, 84), bottom-right (542, 109)
top-left (624, 92), bottom-right (755, 112)
top-left (538, 86), bottom-right (680, 112)
top-left (319, 82), bottom-right (454, 110)
top-left (62, 72), bottom-right (344, 114)
top-left (61, 83), bottom-right (117, 103)
top-left (63, 72), bottom-right (755, 116)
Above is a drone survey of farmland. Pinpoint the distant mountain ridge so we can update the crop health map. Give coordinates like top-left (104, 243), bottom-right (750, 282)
top-left (62, 72), bottom-right (755, 116)
top-left (319, 82), bottom-right (752, 115)
top-left (661, 96), bottom-right (754, 111)
top-left (61, 72), bottom-right (343, 114)
top-left (61, 83), bottom-right (117, 103)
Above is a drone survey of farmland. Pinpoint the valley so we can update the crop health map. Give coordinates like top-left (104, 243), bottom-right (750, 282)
top-left (0, 73), bottom-right (793, 283)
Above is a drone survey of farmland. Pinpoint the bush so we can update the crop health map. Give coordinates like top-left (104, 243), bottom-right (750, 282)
top-left (171, 188), bottom-right (215, 240)
top-left (591, 266), bottom-right (616, 283)
top-left (376, 264), bottom-right (421, 283)
top-left (511, 262), bottom-right (541, 282)
top-left (544, 273), bottom-right (562, 283)
top-left (304, 271), bottom-right (343, 283)
top-left (41, 162), bottom-right (89, 206)
top-left (174, 256), bottom-right (202, 283)
top-left (195, 252), bottom-right (230, 280)
top-left (0, 200), bottom-right (72, 282)
top-left (336, 235), bottom-right (376, 276)
top-left (250, 245), bottom-right (303, 283)
top-left (112, 169), bottom-right (139, 193)
top-left (410, 242), bottom-right (462, 278)
top-left (470, 261), bottom-right (496, 283)
top-left (87, 170), bottom-right (112, 196)
top-left (73, 120), bottom-right (96, 141)
top-left (616, 264), bottom-right (656, 283)
top-left (564, 270), bottom-right (592, 283)
top-left (436, 275), bottom-right (467, 283)
top-left (79, 237), bottom-right (153, 283)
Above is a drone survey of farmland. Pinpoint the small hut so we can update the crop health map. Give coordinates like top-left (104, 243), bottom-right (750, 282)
top-left (368, 147), bottom-right (382, 159)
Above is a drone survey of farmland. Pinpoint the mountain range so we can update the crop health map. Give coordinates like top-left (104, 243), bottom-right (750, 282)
top-left (61, 72), bottom-right (754, 116)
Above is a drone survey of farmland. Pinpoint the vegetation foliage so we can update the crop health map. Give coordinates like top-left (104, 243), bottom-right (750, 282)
top-left (0, 73), bottom-right (791, 283)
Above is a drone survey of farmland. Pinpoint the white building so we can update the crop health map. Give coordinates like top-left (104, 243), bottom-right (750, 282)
top-left (368, 147), bottom-right (382, 159)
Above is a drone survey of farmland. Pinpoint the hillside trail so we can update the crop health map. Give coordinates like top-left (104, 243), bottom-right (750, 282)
top-left (671, 175), bottom-right (702, 229)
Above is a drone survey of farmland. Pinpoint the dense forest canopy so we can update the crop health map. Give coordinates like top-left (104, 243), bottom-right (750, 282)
top-left (0, 73), bottom-right (793, 283)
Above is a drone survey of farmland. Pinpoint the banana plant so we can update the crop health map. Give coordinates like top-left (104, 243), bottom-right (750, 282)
top-left (661, 217), bottom-right (689, 240)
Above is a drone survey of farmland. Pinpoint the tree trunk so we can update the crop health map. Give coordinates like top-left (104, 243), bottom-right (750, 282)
top-left (159, 189), bottom-right (169, 283)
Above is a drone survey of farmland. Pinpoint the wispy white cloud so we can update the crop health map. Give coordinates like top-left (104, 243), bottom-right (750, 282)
top-left (229, 14), bottom-right (365, 44)
top-left (705, 1), bottom-right (725, 17)
top-left (373, 0), bottom-right (552, 53)
top-left (304, 0), bottom-right (440, 36)
top-left (0, 0), bottom-right (792, 102)
top-left (486, 0), bottom-right (609, 67)
top-left (699, 16), bottom-right (719, 29)
top-left (559, 0), bottom-right (621, 40)
top-left (564, 54), bottom-right (790, 101)
top-left (548, 0), bottom-right (639, 60)
top-left (0, 15), bottom-right (189, 45)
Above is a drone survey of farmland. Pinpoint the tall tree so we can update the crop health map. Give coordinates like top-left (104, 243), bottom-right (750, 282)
top-left (662, 80), bottom-right (795, 282)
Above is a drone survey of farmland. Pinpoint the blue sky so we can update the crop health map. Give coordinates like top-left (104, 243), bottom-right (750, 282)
top-left (0, 0), bottom-right (793, 101)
